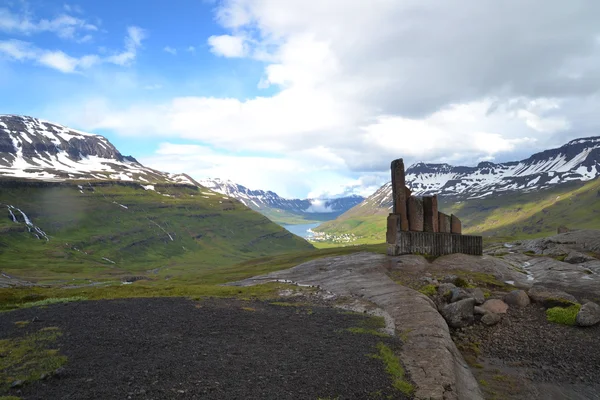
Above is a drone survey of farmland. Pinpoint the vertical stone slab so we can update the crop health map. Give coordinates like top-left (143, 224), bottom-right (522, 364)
top-left (404, 186), bottom-right (412, 199)
top-left (391, 159), bottom-right (409, 231)
top-left (386, 214), bottom-right (400, 244)
top-left (407, 197), bottom-right (424, 232)
top-left (438, 212), bottom-right (451, 233)
top-left (423, 195), bottom-right (439, 233)
top-left (451, 214), bottom-right (462, 234)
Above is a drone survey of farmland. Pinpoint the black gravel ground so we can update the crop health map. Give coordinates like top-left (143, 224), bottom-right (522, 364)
top-left (453, 304), bottom-right (600, 399)
top-left (0, 297), bottom-right (410, 400)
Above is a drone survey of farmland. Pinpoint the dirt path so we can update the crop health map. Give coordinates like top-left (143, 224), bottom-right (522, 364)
top-left (0, 297), bottom-right (408, 400)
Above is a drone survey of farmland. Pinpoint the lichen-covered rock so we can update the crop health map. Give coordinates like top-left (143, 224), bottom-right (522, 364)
top-left (482, 299), bottom-right (508, 314)
top-left (481, 312), bottom-right (502, 326)
top-left (437, 283), bottom-right (456, 298)
top-left (528, 286), bottom-right (578, 308)
top-left (503, 290), bottom-right (530, 308)
top-left (576, 302), bottom-right (600, 327)
top-left (441, 298), bottom-right (475, 328)
top-left (564, 251), bottom-right (595, 264)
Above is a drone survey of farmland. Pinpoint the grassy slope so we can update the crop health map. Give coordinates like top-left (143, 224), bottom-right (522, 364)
top-left (315, 178), bottom-right (600, 243)
top-left (0, 179), bottom-right (312, 283)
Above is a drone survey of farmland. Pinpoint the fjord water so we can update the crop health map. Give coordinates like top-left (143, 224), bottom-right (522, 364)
top-left (281, 222), bottom-right (321, 238)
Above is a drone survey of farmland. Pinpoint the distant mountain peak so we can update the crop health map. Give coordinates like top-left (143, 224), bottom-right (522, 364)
top-left (0, 115), bottom-right (194, 185)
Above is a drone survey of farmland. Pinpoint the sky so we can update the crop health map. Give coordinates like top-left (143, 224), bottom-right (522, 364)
top-left (1, 0), bottom-right (600, 199)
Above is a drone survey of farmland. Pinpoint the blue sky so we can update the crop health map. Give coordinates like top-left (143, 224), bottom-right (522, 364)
top-left (1, 0), bottom-right (599, 199)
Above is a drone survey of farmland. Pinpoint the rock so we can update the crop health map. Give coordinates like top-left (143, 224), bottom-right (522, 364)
top-left (564, 251), bottom-right (595, 264)
top-left (438, 212), bottom-right (451, 233)
top-left (481, 313), bottom-right (502, 326)
top-left (407, 196), bottom-right (424, 232)
top-left (482, 299), bottom-right (509, 314)
top-left (576, 302), bottom-right (600, 327)
top-left (466, 288), bottom-right (485, 305)
top-left (450, 288), bottom-right (470, 303)
top-left (437, 283), bottom-right (456, 298)
top-left (557, 225), bottom-right (570, 234)
top-left (441, 275), bottom-right (458, 284)
top-left (450, 214), bottom-right (462, 234)
top-left (474, 306), bottom-right (487, 315)
top-left (422, 195), bottom-right (439, 233)
top-left (10, 380), bottom-right (24, 388)
top-left (503, 290), bottom-right (530, 308)
top-left (441, 298), bottom-right (475, 328)
top-left (528, 286), bottom-right (578, 308)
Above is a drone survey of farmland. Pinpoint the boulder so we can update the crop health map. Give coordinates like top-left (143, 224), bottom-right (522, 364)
top-left (576, 302), bottom-right (600, 327)
top-left (482, 299), bottom-right (508, 314)
top-left (441, 298), bottom-right (475, 328)
top-left (503, 290), bottom-right (530, 308)
top-left (557, 225), bottom-right (570, 234)
top-left (564, 251), bottom-right (595, 264)
top-left (437, 283), bottom-right (456, 298)
top-left (481, 313), bottom-right (502, 326)
top-left (528, 286), bottom-right (578, 308)
top-left (466, 288), bottom-right (485, 305)
top-left (449, 288), bottom-right (470, 303)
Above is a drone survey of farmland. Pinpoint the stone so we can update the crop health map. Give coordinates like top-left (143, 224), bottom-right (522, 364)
top-left (407, 196), bottom-right (424, 232)
top-left (557, 225), bottom-right (570, 234)
top-left (441, 298), bottom-right (475, 328)
top-left (438, 283), bottom-right (457, 299)
top-left (503, 290), bottom-right (531, 308)
top-left (404, 186), bottom-right (412, 199)
top-left (528, 286), bottom-right (578, 308)
top-left (450, 214), bottom-right (462, 234)
top-left (386, 214), bottom-right (400, 244)
top-left (390, 159), bottom-right (409, 231)
top-left (474, 306), bottom-right (487, 315)
top-left (481, 313), bottom-right (502, 326)
top-left (450, 288), bottom-right (470, 303)
top-left (466, 288), bottom-right (485, 305)
top-left (564, 251), bottom-right (595, 264)
top-left (576, 302), bottom-right (600, 327)
top-left (438, 212), bottom-right (451, 233)
top-left (423, 195), bottom-right (439, 233)
top-left (481, 299), bottom-right (508, 314)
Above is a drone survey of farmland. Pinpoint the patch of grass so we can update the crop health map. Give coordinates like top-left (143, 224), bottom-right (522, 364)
top-left (479, 379), bottom-right (489, 387)
top-left (345, 327), bottom-right (391, 338)
top-left (553, 255), bottom-right (567, 262)
top-left (418, 284), bottom-right (437, 297)
top-left (13, 321), bottom-right (29, 328)
top-left (20, 296), bottom-right (87, 309)
top-left (370, 342), bottom-right (414, 395)
top-left (241, 307), bottom-right (256, 312)
top-left (0, 396), bottom-right (23, 400)
top-left (546, 304), bottom-right (581, 325)
top-left (0, 328), bottom-right (67, 391)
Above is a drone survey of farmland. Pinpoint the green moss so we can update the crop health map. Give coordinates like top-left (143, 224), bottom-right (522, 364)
top-left (370, 342), bottom-right (414, 396)
top-left (546, 304), bottom-right (581, 325)
top-left (0, 328), bottom-right (67, 391)
top-left (419, 284), bottom-right (437, 297)
top-left (479, 379), bottom-right (489, 387)
top-left (0, 396), bottom-right (23, 400)
top-left (553, 255), bottom-right (567, 262)
top-left (454, 277), bottom-right (470, 288)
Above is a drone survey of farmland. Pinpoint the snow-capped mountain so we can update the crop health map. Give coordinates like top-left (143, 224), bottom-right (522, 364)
top-left (0, 115), bottom-right (195, 185)
top-left (199, 178), bottom-right (364, 214)
top-left (358, 136), bottom-right (600, 211)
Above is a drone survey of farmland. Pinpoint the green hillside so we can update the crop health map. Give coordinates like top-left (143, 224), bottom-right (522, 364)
top-left (0, 179), bottom-right (312, 283)
top-left (315, 178), bottom-right (600, 244)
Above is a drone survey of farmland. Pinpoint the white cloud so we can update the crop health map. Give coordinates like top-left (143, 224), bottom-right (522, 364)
top-left (163, 46), bottom-right (177, 55)
top-left (207, 34), bottom-right (246, 57)
top-left (47, 1), bottom-right (600, 195)
top-left (186, 46), bottom-right (196, 53)
top-left (0, 7), bottom-right (96, 41)
top-left (0, 26), bottom-right (146, 73)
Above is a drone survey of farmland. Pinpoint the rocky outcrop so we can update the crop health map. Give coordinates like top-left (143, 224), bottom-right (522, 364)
top-left (231, 252), bottom-right (483, 400)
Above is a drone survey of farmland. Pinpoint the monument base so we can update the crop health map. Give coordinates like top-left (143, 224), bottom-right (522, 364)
top-left (387, 231), bottom-right (483, 257)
